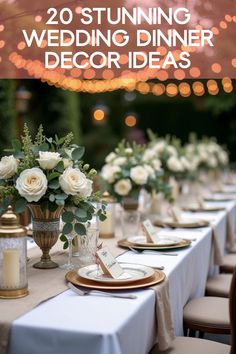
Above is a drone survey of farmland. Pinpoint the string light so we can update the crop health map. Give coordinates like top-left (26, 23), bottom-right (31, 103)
top-left (125, 115), bottom-right (137, 127)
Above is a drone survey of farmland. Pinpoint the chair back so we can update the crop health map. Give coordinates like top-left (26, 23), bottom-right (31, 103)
top-left (230, 268), bottom-right (236, 354)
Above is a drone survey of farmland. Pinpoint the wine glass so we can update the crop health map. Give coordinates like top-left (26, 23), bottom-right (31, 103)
top-left (60, 231), bottom-right (76, 270)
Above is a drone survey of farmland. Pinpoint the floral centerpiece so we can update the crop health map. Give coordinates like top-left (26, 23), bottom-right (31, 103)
top-left (147, 130), bottom-right (196, 181)
top-left (185, 135), bottom-right (229, 173)
top-left (100, 140), bottom-right (170, 206)
top-left (0, 125), bottom-right (106, 269)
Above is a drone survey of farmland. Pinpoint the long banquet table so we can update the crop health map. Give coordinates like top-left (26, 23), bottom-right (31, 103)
top-left (4, 200), bottom-right (236, 354)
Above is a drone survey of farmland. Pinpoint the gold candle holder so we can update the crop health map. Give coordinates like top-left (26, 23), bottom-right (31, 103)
top-left (0, 207), bottom-right (28, 299)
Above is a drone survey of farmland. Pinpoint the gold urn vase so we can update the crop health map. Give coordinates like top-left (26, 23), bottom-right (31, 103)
top-left (28, 204), bottom-right (63, 269)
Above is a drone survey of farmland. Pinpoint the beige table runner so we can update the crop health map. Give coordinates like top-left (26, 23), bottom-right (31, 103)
top-left (0, 239), bottom-right (174, 354)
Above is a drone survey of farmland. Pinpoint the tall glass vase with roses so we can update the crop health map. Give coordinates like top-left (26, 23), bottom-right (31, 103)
top-left (0, 124), bottom-right (106, 269)
top-left (100, 141), bottom-right (169, 238)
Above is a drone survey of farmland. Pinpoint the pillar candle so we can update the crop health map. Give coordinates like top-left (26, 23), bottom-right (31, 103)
top-left (3, 249), bottom-right (20, 288)
top-left (99, 211), bottom-right (114, 237)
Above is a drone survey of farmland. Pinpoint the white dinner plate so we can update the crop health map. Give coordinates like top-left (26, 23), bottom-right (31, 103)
top-left (78, 263), bottom-right (155, 284)
top-left (154, 218), bottom-right (209, 228)
top-left (127, 235), bottom-right (182, 247)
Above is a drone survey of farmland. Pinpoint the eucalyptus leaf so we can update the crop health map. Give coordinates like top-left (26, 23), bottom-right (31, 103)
top-left (48, 172), bottom-right (61, 181)
top-left (55, 161), bottom-right (64, 173)
top-left (63, 241), bottom-right (69, 249)
top-left (75, 208), bottom-right (87, 219)
top-left (49, 180), bottom-right (60, 190)
top-left (62, 211), bottom-right (74, 223)
top-left (49, 194), bottom-right (55, 202)
top-left (48, 202), bottom-right (59, 212)
top-left (55, 193), bottom-right (68, 200)
top-left (56, 199), bottom-right (65, 206)
top-left (60, 234), bottom-right (67, 242)
top-left (0, 179), bottom-right (5, 186)
top-left (72, 147), bottom-right (85, 161)
top-left (15, 198), bottom-right (27, 214)
top-left (38, 143), bottom-right (49, 152)
top-left (74, 223), bottom-right (86, 236)
top-left (63, 223), bottom-right (73, 235)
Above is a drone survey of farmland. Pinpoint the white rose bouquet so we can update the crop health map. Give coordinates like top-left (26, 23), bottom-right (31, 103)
top-left (147, 130), bottom-right (193, 180)
top-left (0, 124), bottom-right (106, 248)
top-left (100, 140), bottom-right (170, 202)
top-left (185, 134), bottom-right (229, 172)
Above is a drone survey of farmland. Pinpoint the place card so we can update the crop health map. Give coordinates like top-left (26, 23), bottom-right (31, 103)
top-left (142, 219), bottom-right (159, 243)
top-left (96, 246), bottom-right (124, 279)
top-left (169, 206), bottom-right (182, 222)
top-left (197, 197), bottom-right (205, 208)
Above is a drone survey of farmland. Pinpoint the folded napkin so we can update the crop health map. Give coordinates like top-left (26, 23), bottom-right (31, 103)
top-left (211, 226), bottom-right (223, 266)
top-left (226, 214), bottom-right (235, 250)
top-left (151, 278), bottom-right (175, 351)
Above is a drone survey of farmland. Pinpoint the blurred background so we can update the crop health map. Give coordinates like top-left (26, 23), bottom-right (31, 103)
top-left (0, 79), bottom-right (235, 169)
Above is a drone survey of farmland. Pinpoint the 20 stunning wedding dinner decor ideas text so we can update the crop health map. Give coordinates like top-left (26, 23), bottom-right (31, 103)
top-left (21, 6), bottom-right (214, 70)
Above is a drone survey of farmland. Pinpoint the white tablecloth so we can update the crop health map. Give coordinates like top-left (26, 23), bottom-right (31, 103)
top-left (8, 201), bottom-right (236, 354)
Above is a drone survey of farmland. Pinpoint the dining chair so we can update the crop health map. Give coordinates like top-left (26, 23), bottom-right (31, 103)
top-left (149, 268), bottom-right (236, 354)
top-left (205, 273), bottom-right (232, 297)
top-left (220, 254), bottom-right (236, 273)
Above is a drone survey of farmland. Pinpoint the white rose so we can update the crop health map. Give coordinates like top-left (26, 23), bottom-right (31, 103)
top-left (78, 179), bottom-right (93, 199)
top-left (16, 168), bottom-right (48, 202)
top-left (0, 155), bottom-right (18, 179)
top-left (144, 164), bottom-right (155, 179)
top-left (180, 157), bottom-right (191, 171)
top-left (208, 157), bottom-right (218, 168)
top-left (113, 157), bottom-right (127, 166)
top-left (62, 158), bottom-right (73, 169)
top-left (37, 151), bottom-right (62, 170)
top-left (153, 141), bottom-right (166, 155)
top-left (166, 146), bottom-right (178, 157)
top-left (199, 150), bottom-right (208, 162)
top-left (143, 149), bottom-right (156, 162)
top-left (130, 166), bottom-right (148, 185)
top-left (167, 156), bottom-right (183, 172)
top-left (152, 159), bottom-right (162, 171)
top-left (59, 167), bottom-right (92, 197)
top-left (219, 151), bottom-right (228, 165)
top-left (105, 152), bottom-right (116, 163)
top-left (114, 179), bottom-right (132, 196)
top-left (101, 165), bottom-right (121, 183)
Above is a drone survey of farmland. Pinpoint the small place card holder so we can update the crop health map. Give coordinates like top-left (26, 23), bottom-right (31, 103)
top-left (197, 197), bottom-right (205, 208)
top-left (169, 206), bottom-right (182, 223)
top-left (96, 247), bottom-right (124, 279)
top-left (142, 219), bottom-right (157, 243)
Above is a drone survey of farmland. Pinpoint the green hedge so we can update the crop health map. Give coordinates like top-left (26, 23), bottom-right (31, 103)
top-left (0, 80), bottom-right (16, 155)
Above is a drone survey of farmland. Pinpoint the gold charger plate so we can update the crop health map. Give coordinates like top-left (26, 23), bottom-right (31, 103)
top-left (154, 219), bottom-right (209, 229)
top-left (66, 269), bottom-right (165, 290)
top-left (204, 196), bottom-right (235, 202)
top-left (118, 238), bottom-right (191, 250)
top-left (182, 206), bottom-right (225, 212)
top-left (127, 235), bottom-right (182, 247)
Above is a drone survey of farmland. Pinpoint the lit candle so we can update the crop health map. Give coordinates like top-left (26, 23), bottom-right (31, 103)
top-left (3, 249), bottom-right (20, 288)
top-left (99, 211), bottom-right (114, 238)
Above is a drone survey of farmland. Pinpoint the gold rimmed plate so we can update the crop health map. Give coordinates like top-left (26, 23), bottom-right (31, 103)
top-left (127, 235), bottom-right (182, 247)
top-left (204, 196), bottom-right (235, 202)
top-left (118, 238), bottom-right (191, 250)
top-left (66, 269), bottom-right (165, 290)
top-left (78, 263), bottom-right (155, 284)
top-left (182, 205), bottom-right (225, 212)
top-left (154, 218), bottom-right (209, 229)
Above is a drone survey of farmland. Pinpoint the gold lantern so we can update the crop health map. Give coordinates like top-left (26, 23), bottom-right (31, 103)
top-left (0, 207), bottom-right (28, 298)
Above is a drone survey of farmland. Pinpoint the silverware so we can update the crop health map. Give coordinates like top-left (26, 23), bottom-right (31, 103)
top-left (68, 282), bottom-right (137, 299)
top-left (128, 246), bottom-right (178, 256)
